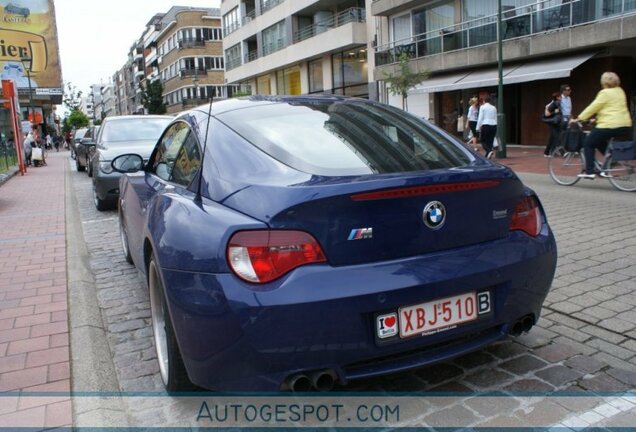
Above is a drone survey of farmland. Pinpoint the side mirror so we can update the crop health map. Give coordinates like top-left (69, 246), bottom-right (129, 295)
top-left (80, 137), bottom-right (95, 146)
top-left (112, 154), bottom-right (144, 173)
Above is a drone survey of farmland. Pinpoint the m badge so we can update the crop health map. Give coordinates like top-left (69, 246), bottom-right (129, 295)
top-left (348, 228), bottom-right (373, 240)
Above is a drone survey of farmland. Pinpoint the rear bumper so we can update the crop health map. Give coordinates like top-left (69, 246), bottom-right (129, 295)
top-left (160, 229), bottom-right (557, 391)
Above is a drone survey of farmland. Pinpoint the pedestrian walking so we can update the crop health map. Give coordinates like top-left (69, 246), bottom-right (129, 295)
top-left (476, 96), bottom-right (497, 158)
top-left (23, 132), bottom-right (33, 166)
top-left (543, 92), bottom-right (562, 156)
top-left (570, 71), bottom-right (633, 179)
top-left (45, 133), bottom-right (52, 150)
top-left (466, 96), bottom-right (480, 146)
top-left (560, 84), bottom-right (572, 128)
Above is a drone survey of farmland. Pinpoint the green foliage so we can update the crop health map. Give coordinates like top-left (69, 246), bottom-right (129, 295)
top-left (63, 82), bottom-right (83, 112)
top-left (142, 80), bottom-right (167, 114)
top-left (383, 53), bottom-right (429, 110)
top-left (65, 109), bottom-right (89, 130)
top-left (231, 90), bottom-right (252, 98)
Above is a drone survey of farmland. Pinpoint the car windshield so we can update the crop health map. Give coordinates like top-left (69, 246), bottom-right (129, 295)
top-left (217, 100), bottom-right (471, 176)
top-left (74, 128), bottom-right (87, 140)
top-left (101, 118), bottom-right (170, 144)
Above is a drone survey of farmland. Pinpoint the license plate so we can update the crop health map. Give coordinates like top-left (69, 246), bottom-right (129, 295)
top-left (399, 292), bottom-right (478, 338)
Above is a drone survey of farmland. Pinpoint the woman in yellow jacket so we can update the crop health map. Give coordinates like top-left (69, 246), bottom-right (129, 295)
top-left (570, 72), bottom-right (632, 179)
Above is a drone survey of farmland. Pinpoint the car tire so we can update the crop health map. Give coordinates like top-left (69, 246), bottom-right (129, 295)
top-left (87, 157), bottom-right (93, 177)
top-left (92, 185), bottom-right (109, 211)
top-left (148, 254), bottom-right (192, 392)
top-left (118, 205), bottom-right (133, 264)
top-left (76, 155), bottom-right (85, 172)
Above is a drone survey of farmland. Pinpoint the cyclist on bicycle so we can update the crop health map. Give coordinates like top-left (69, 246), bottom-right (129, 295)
top-left (569, 72), bottom-right (632, 179)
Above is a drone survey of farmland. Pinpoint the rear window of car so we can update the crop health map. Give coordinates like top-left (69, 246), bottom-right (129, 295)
top-left (74, 128), bottom-right (88, 140)
top-left (101, 118), bottom-right (171, 144)
top-left (217, 100), bottom-right (471, 176)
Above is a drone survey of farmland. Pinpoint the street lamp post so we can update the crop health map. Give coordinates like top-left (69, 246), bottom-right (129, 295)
top-left (192, 72), bottom-right (200, 104)
top-left (21, 56), bottom-right (36, 132)
top-left (496, 0), bottom-right (507, 158)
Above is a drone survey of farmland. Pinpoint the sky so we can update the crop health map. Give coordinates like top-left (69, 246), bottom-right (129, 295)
top-left (55, 0), bottom-right (221, 98)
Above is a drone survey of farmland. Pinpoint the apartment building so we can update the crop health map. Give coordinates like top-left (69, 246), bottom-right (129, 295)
top-left (372, 0), bottom-right (636, 145)
top-left (220, 0), bottom-right (376, 98)
top-left (153, 6), bottom-right (243, 114)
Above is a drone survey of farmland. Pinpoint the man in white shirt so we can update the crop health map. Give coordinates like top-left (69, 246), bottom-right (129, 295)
top-left (476, 96), bottom-right (498, 158)
top-left (560, 84), bottom-right (572, 129)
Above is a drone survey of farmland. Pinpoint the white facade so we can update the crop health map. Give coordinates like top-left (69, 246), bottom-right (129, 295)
top-left (221, 0), bottom-right (377, 99)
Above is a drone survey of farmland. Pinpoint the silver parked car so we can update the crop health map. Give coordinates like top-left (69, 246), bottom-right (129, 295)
top-left (91, 115), bottom-right (171, 210)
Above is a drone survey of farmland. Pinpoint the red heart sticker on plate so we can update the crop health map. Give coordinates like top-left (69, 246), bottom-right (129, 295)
top-left (384, 316), bottom-right (396, 328)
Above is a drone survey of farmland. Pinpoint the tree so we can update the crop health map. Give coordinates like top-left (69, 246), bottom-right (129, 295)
top-left (383, 53), bottom-right (430, 111)
top-left (141, 80), bottom-right (167, 114)
top-left (63, 82), bottom-right (83, 112)
top-left (64, 109), bottom-right (89, 130)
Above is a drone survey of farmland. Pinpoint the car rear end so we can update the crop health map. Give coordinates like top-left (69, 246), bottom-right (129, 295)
top-left (165, 98), bottom-right (557, 391)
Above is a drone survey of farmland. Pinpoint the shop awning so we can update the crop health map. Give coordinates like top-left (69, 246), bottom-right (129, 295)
top-left (503, 52), bottom-right (595, 84)
top-left (409, 71), bottom-right (472, 94)
top-left (409, 52), bottom-right (595, 94)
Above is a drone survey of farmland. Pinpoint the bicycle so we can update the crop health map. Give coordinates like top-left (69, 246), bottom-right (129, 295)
top-left (548, 139), bottom-right (636, 192)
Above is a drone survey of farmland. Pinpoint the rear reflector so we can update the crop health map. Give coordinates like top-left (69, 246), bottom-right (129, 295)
top-left (510, 196), bottom-right (542, 237)
top-left (351, 181), bottom-right (500, 201)
top-left (227, 230), bottom-right (327, 283)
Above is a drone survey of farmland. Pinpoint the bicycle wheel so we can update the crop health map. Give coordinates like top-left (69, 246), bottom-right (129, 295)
top-left (548, 147), bottom-right (583, 186)
top-left (606, 156), bottom-right (636, 192)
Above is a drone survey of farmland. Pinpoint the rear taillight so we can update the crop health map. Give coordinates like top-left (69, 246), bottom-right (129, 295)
top-left (227, 230), bottom-right (327, 283)
top-left (510, 196), bottom-right (542, 237)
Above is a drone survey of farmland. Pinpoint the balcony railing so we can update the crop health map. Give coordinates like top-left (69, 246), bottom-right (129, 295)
top-left (262, 38), bottom-right (286, 56)
top-left (261, 0), bottom-right (283, 14)
top-left (226, 57), bottom-right (242, 71)
top-left (294, 8), bottom-right (366, 43)
top-left (223, 2), bottom-right (282, 36)
top-left (178, 38), bottom-right (206, 49)
top-left (179, 68), bottom-right (208, 78)
top-left (375, 0), bottom-right (636, 66)
top-left (244, 50), bottom-right (258, 63)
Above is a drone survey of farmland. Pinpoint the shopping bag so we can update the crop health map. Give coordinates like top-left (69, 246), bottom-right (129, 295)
top-left (32, 147), bottom-right (43, 161)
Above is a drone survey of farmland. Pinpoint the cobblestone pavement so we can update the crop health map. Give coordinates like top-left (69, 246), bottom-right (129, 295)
top-left (68, 157), bottom-right (636, 428)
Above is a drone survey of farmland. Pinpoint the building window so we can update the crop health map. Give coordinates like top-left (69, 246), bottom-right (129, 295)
top-left (223, 7), bottom-right (240, 35)
top-left (332, 48), bottom-right (368, 97)
top-left (391, 12), bottom-right (411, 45)
top-left (260, 0), bottom-right (283, 14)
top-left (225, 43), bottom-right (242, 70)
top-left (257, 75), bottom-right (271, 95)
top-left (308, 58), bottom-right (323, 93)
top-left (275, 66), bottom-right (300, 95)
top-left (262, 20), bottom-right (286, 56)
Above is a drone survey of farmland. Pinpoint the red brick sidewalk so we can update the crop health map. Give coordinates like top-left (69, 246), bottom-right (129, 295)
top-left (0, 151), bottom-right (71, 428)
top-left (493, 145), bottom-right (549, 174)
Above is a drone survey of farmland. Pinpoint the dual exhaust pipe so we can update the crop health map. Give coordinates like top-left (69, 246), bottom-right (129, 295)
top-left (283, 369), bottom-right (338, 392)
top-left (509, 315), bottom-right (535, 337)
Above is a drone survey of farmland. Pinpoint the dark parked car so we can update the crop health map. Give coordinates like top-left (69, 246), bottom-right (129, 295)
top-left (75, 126), bottom-right (99, 174)
top-left (113, 96), bottom-right (557, 392)
top-left (91, 115), bottom-right (171, 210)
top-left (71, 127), bottom-right (88, 162)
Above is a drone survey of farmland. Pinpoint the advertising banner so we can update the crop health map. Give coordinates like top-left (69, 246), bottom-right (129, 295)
top-left (0, 0), bottom-right (62, 95)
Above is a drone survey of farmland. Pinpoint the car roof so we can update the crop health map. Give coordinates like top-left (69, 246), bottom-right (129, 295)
top-left (186, 95), bottom-right (363, 118)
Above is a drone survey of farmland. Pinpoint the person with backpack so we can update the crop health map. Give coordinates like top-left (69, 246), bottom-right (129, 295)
top-left (543, 92), bottom-right (562, 156)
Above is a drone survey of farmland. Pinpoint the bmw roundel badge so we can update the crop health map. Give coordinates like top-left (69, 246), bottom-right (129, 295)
top-left (423, 201), bottom-right (446, 230)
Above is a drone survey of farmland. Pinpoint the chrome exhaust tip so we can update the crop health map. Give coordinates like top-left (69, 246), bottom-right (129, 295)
top-left (310, 370), bottom-right (336, 392)
top-left (522, 316), bottom-right (534, 332)
top-left (284, 374), bottom-right (312, 392)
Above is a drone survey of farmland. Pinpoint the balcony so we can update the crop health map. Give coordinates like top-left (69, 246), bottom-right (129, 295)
top-left (178, 38), bottom-right (206, 49)
top-left (244, 50), bottom-right (258, 64)
top-left (261, 0), bottom-right (283, 14)
top-left (293, 8), bottom-right (365, 43)
top-left (182, 97), bottom-right (204, 106)
top-left (179, 68), bottom-right (208, 78)
top-left (375, 0), bottom-right (636, 66)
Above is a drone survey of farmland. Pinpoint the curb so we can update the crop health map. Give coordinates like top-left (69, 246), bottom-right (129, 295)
top-left (65, 158), bottom-right (130, 427)
top-left (0, 166), bottom-right (19, 187)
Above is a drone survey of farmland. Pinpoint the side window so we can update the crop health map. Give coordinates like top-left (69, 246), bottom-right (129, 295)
top-left (150, 122), bottom-right (189, 181)
top-left (170, 132), bottom-right (202, 187)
